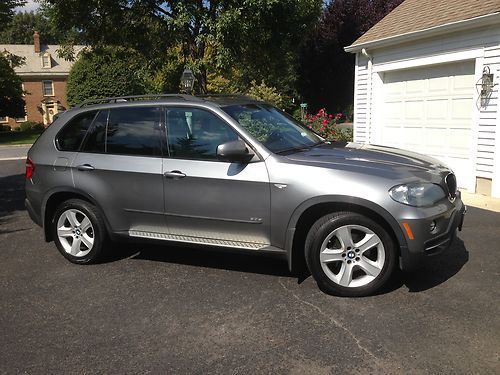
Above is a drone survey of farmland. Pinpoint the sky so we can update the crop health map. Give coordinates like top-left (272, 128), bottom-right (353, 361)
top-left (15, 0), bottom-right (40, 13)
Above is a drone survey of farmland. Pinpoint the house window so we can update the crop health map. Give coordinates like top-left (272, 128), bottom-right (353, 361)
top-left (41, 53), bottom-right (52, 68)
top-left (0, 117), bottom-right (9, 124)
top-left (42, 81), bottom-right (54, 96)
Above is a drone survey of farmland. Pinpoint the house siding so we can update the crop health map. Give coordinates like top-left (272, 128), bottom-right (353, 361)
top-left (476, 44), bottom-right (500, 177)
top-left (353, 54), bottom-right (370, 143)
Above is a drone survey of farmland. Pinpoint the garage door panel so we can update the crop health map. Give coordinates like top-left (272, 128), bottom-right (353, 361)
top-left (451, 98), bottom-right (473, 119)
top-left (427, 99), bottom-right (448, 119)
top-left (381, 62), bottom-right (475, 189)
top-left (453, 73), bottom-right (474, 91)
top-left (405, 101), bottom-right (425, 119)
top-left (428, 76), bottom-right (449, 93)
top-left (406, 79), bottom-right (426, 94)
top-left (450, 128), bottom-right (471, 151)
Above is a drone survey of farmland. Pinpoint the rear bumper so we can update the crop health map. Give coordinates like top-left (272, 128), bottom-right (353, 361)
top-left (25, 197), bottom-right (42, 227)
top-left (400, 196), bottom-right (466, 271)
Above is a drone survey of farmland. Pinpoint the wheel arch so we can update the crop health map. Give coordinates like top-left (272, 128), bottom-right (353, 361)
top-left (285, 196), bottom-right (407, 272)
top-left (42, 188), bottom-right (113, 242)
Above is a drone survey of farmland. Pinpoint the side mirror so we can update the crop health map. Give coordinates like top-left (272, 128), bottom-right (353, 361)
top-left (216, 140), bottom-right (255, 163)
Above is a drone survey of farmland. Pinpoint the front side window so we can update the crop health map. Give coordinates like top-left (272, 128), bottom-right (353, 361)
top-left (56, 111), bottom-right (97, 151)
top-left (166, 107), bottom-right (238, 160)
top-left (223, 104), bottom-right (322, 154)
top-left (82, 107), bottom-right (162, 157)
top-left (42, 81), bottom-right (54, 96)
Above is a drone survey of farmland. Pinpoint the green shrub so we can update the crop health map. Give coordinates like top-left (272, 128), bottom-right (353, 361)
top-left (246, 81), bottom-right (285, 108)
top-left (17, 121), bottom-right (43, 132)
top-left (32, 122), bottom-right (45, 131)
top-left (67, 46), bottom-right (152, 107)
top-left (0, 124), bottom-right (12, 132)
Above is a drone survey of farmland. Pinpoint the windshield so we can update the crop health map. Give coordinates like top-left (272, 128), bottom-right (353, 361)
top-left (222, 104), bottom-right (323, 154)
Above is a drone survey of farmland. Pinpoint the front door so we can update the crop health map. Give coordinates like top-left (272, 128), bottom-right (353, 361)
top-left (162, 106), bottom-right (271, 247)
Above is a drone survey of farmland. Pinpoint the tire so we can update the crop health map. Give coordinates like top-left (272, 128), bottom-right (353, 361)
top-left (52, 199), bottom-right (108, 264)
top-left (305, 211), bottom-right (396, 297)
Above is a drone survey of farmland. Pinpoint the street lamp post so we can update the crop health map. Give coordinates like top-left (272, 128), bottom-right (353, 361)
top-left (180, 68), bottom-right (195, 94)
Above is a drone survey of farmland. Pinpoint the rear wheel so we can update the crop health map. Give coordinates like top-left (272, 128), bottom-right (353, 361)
top-left (305, 212), bottom-right (396, 297)
top-left (52, 199), bottom-right (108, 264)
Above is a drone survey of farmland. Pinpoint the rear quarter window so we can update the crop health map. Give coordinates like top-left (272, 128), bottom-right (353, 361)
top-left (56, 111), bottom-right (97, 151)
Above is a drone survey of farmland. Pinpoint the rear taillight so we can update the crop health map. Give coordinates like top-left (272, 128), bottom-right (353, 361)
top-left (26, 158), bottom-right (35, 179)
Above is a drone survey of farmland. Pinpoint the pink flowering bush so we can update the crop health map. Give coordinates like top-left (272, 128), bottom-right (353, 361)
top-left (304, 108), bottom-right (352, 141)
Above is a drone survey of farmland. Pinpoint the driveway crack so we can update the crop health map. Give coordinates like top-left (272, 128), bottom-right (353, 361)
top-left (278, 279), bottom-right (381, 364)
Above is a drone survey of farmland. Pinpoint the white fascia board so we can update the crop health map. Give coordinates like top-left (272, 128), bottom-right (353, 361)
top-left (345, 12), bottom-right (500, 53)
top-left (372, 48), bottom-right (484, 72)
top-left (18, 72), bottom-right (70, 78)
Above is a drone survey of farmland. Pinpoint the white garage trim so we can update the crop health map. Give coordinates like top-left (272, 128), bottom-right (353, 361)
top-left (373, 48), bottom-right (483, 73)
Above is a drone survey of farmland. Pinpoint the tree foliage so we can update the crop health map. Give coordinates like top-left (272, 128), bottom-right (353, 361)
top-left (41, 0), bottom-right (322, 97)
top-left (0, 0), bottom-right (25, 24)
top-left (298, 0), bottom-right (404, 112)
top-left (66, 46), bottom-right (153, 106)
top-left (0, 53), bottom-right (25, 118)
top-left (0, 11), bottom-right (68, 44)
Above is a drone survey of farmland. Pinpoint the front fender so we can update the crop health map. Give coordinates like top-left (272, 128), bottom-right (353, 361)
top-left (284, 195), bottom-right (408, 271)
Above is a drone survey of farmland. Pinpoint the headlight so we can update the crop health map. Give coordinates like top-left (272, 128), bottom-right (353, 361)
top-left (389, 183), bottom-right (446, 207)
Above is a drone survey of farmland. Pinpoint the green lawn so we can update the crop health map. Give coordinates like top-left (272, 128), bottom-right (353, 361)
top-left (0, 130), bottom-right (43, 146)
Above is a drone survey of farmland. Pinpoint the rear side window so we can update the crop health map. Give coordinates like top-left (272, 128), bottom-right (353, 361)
top-left (82, 107), bottom-right (162, 156)
top-left (106, 107), bottom-right (162, 157)
top-left (82, 110), bottom-right (108, 153)
top-left (56, 111), bottom-right (97, 151)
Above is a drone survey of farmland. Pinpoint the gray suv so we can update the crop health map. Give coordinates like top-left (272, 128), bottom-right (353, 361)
top-left (25, 94), bottom-right (466, 296)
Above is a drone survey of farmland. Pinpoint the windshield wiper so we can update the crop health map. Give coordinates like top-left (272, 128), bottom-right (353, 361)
top-left (276, 141), bottom-right (326, 155)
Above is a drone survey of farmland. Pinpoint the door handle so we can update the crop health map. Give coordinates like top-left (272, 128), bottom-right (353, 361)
top-left (164, 170), bottom-right (186, 179)
top-left (76, 164), bottom-right (95, 171)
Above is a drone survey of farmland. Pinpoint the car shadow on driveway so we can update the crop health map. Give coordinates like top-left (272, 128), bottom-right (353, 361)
top-left (106, 241), bottom-right (293, 278)
top-left (0, 173), bottom-right (26, 220)
top-left (398, 237), bottom-right (469, 293)
top-left (103, 233), bottom-right (470, 293)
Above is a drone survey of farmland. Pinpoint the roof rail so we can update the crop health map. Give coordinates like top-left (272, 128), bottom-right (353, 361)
top-left (73, 94), bottom-right (199, 109)
top-left (197, 94), bottom-right (256, 100)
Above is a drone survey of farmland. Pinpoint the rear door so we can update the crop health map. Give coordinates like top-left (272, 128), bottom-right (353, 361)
top-left (162, 106), bottom-right (271, 248)
top-left (72, 106), bottom-right (167, 235)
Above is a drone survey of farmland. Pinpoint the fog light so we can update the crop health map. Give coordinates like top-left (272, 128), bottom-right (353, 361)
top-left (430, 220), bottom-right (437, 232)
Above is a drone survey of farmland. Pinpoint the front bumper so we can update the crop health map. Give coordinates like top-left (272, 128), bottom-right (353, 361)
top-left (399, 194), bottom-right (466, 271)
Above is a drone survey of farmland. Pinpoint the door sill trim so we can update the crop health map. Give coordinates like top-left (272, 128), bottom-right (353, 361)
top-left (128, 230), bottom-right (277, 251)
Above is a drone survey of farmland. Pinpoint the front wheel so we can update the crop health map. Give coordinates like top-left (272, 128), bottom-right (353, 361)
top-left (305, 212), bottom-right (396, 297)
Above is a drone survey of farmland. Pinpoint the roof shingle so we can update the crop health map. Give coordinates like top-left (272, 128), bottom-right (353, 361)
top-left (351, 0), bottom-right (500, 46)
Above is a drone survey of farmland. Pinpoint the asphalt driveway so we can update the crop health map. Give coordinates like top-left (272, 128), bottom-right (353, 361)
top-left (1, 159), bottom-right (499, 374)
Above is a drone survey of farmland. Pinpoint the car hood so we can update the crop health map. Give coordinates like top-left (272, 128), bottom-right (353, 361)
top-left (282, 142), bottom-right (451, 181)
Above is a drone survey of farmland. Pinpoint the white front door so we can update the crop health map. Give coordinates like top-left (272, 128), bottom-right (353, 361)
top-left (380, 61), bottom-right (475, 190)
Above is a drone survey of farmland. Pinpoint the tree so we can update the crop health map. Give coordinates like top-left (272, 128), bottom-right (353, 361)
top-left (298, 0), bottom-right (404, 112)
top-left (0, 53), bottom-right (26, 118)
top-left (40, 0), bottom-right (322, 97)
top-left (0, 0), bottom-right (25, 24)
top-left (0, 11), bottom-right (68, 44)
top-left (66, 46), bottom-right (155, 106)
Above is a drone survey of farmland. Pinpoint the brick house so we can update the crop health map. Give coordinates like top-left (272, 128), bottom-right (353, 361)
top-left (0, 32), bottom-right (84, 128)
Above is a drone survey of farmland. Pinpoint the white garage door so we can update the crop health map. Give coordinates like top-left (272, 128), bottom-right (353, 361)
top-left (381, 62), bottom-right (475, 190)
